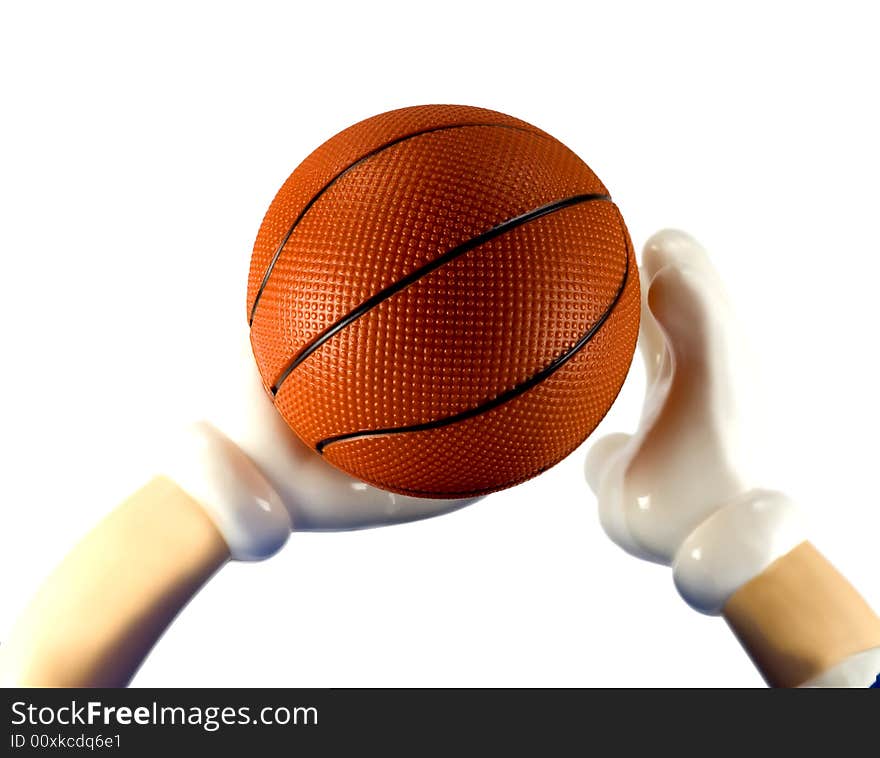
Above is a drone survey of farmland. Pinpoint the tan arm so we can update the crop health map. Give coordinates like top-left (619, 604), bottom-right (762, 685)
top-left (0, 476), bottom-right (229, 687)
top-left (722, 541), bottom-right (880, 687)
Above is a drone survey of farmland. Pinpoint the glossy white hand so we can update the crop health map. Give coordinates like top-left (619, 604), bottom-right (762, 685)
top-left (585, 229), bottom-right (753, 564)
top-left (584, 229), bottom-right (807, 616)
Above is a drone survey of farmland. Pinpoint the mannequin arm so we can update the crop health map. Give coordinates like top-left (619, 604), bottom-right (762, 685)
top-left (722, 541), bottom-right (880, 687)
top-left (0, 477), bottom-right (229, 687)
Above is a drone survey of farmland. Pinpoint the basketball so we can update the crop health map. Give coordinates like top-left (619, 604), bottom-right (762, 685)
top-left (247, 105), bottom-right (640, 498)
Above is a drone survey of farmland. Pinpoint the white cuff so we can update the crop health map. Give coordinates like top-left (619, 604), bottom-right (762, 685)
top-left (161, 422), bottom-right (292, 561)
top-left (672, 490), bottom-right (806, 614)
top-left (800, 647), bottom-right (880, 688)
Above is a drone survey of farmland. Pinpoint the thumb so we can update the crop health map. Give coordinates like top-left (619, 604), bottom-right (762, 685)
top-left (638, 230), bottom-right (722, 384)
top-left (645, 262), bottom-right (736, 381)
top-left (642, 228), bottom-right (720, 284)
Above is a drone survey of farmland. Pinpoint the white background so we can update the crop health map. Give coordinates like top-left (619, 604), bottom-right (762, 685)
top-left (1, 1), bottom-right (878, 687)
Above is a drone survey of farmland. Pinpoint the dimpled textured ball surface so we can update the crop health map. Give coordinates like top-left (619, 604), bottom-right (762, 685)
top-left (248, 104), bottom-right (640, 498)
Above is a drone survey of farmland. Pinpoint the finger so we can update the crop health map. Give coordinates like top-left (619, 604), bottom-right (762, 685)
top-left (642, 228), bottom-right (719, 284)
top-left (646, 262), bottom-right (733, 376)
top-left (637, 266), bottom-right (666, 385)
top-left (584, 432), bottom-right (631, 493)
top-left (638, 230), bottom-right (718, 385)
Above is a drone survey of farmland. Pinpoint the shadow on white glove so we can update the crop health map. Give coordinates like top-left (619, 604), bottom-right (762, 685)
top-left (584, 229), bottom-right (754, 564)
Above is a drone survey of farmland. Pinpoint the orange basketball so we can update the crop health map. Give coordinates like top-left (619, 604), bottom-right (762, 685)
top-left (247, 105), bottom-right (640, 498)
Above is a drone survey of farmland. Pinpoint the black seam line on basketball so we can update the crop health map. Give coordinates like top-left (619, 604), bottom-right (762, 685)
top-left (365, 340), bottom-right (634, 498)
top-left (247, 121), bottom-right (546, 326)
top-left (313, 217), bottom-right (630, 454)
top-left (269, 192), bottom-right (612, 395)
